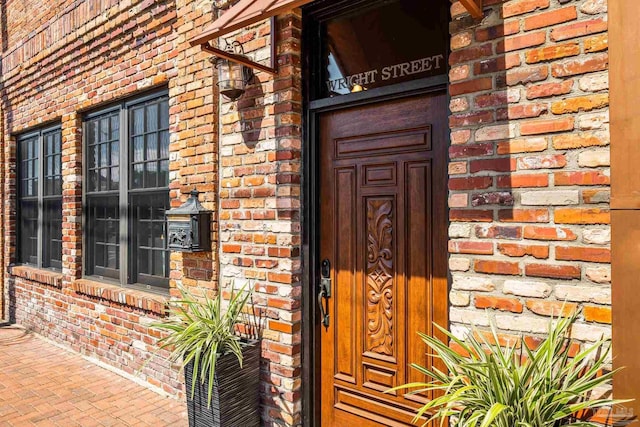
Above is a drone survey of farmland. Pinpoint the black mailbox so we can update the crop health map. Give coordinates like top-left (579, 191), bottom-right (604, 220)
top-left (166, 190), bottom-right (211, 252)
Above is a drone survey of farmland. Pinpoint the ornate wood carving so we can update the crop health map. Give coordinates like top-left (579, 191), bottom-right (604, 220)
top-left (366, 199), bottom-right (394, 356)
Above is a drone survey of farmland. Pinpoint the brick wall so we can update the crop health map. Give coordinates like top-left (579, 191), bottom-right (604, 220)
top-left (1, 0), bottom-right (219, 398)
top-left (0, 0), bottom-right (302, 423)
top-left (448, 0), bottom-right (611, 345)
top-left (0, 0), bottom-right (614, 424)
top-left (217, 12), bottom-right (304, 427)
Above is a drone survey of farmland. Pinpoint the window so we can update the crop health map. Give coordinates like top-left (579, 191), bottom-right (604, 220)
top-left (84, 91), bottom-right (170, 290)
top-left (17, 126), bottom-right (63, 269)
top-left (313, 0), bottom-right (449, 99)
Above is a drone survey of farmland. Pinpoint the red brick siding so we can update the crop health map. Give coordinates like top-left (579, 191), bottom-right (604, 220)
top-left (0, 0), bottom-right (614, 424)
top-left (217, 12), bottom-right (303, 426)
top-left (449, 0), bottom-right (611, 346)
top-left (1, 0), bottom-right (302, 424)
top-left (1, 0), bottom-right (218, 399)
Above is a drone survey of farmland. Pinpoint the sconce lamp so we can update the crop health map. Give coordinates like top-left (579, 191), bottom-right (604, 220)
top-left (214, 40), bottom-right (255, 101)
top-left (200, 25), bottom-right (279, 102)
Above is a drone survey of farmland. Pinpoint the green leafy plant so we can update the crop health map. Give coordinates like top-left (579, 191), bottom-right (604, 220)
top-left (152, 285), bottom-right (252, 407)
top-left (389, 311), bottom-right (631, 427)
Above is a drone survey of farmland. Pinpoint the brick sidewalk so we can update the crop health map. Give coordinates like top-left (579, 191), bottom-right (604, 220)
top-left (0, 325), bottom-right (188, 426)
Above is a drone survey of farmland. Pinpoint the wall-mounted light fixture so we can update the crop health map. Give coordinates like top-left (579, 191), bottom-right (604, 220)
top-left (200, 22), bottom-right (279, 102)
top-left (214, 40), bottom-right (254, 101)
top-left (191, 1), bottom-right (333, 101)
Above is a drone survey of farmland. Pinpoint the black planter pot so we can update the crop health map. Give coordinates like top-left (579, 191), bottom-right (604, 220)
top-left (184, 339), bottom-right (261, 427)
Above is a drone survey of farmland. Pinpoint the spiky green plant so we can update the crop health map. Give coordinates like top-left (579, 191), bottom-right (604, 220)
top-left (389, 311), bottom-right (630, 427)
top-left (152, 285), bottom-right (252, 408)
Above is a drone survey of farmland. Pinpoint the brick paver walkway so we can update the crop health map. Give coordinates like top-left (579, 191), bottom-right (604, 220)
top-left (0, 325), bottom-right (188, 426)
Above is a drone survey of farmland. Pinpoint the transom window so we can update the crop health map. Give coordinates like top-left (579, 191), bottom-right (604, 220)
top-left (314, 0), bottom-right (449, 99)
top-left (84, 91), bottom-right (170, 291)
top-left (17, 126), bottom-right (63, 269)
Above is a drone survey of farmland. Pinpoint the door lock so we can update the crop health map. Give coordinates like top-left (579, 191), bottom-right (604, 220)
top-left (318, 259), bottom-right (331, 328)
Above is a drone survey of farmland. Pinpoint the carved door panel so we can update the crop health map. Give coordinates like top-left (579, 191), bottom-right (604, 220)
top-left (319, 93), bottom-right (448, 426)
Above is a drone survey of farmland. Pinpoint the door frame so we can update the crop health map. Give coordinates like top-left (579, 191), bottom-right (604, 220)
top-left (300, 4), bottom-right (451, 424)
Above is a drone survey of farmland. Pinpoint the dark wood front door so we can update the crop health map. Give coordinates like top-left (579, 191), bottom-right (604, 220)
top-left (318, 92), bottom-right (449, 426)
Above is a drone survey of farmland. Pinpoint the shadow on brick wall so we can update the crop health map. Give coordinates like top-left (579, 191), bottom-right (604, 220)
top-left (449, 1), bottom-right (554, 284)
top-left (219, 14), bottom-right (305, 418)
top-left (448, 0), bottom-right (612, 335)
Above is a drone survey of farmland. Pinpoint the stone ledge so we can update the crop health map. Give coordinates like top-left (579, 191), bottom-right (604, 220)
top-left (71, 279), bottom-right (168, 316)
top-left (11, 265), bottom-right (63, 288)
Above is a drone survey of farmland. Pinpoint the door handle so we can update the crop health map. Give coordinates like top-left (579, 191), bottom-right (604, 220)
top-left (318, 259), bottom-right (331, 328)
top-left (318, 284), bottom-right (329, 328)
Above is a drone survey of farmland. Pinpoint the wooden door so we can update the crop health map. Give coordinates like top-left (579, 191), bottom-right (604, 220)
top-left (319, 92), bottom-right (449, 426)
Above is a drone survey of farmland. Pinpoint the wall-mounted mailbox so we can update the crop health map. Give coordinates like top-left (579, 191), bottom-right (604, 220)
top-left (166, 190), bottom-right (211, 252)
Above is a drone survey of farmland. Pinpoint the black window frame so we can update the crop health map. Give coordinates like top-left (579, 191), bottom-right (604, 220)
top-left (16, 125), bottom-right (63, 271)
top-left (83, 89), bottom-right (170, 293)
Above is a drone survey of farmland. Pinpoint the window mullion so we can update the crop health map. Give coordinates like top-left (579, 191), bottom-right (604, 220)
top-left (37, 133), bottom-right (44, 268)
top-left (119, 105), bottom-right (129, 286)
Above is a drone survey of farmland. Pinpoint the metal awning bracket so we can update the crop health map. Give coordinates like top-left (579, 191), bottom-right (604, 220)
top-left (459, 0), bottom-right (483, 19)
top-left (199, 16), bottom-right (279, 76)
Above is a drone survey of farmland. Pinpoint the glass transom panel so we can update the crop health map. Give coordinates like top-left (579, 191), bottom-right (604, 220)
top-left (320, 0), bottom-right (448, 98)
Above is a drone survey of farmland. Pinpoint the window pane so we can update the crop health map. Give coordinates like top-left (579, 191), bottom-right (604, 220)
top-left (53, 177), bottom-right (62, 195)
top-left (160, 131), bottom-right (169, 159)
top-left (107, 246), bottom-right (119, 269)
top-left (89, 170), bottom-right (98, 191)
top-left (19, 200), bottom-right (38, 265)
top-left (138, 248), bottom-right (150, 275)
top-left (100, 117), bottom-right (110, 141)
top-left (88, 145), bottom-right (98, 170)
top-left (88, 120), bottom-right (98, 145)
top-left (133, 136), bottom-right (144, 162)
top-left (86, 195), bottom-right (120, 279)
top-left (19, 137), bottom-right (38, 198)
top-left (110, 167), bottom-right (120, 191)
top-left (132, 164), bottom-right (143, 189)
top-left (95, 211), bottom-right (106, 244)
top-left (145, 162), bottom-right (157, 188)
top-left (146, 104), bottom-right (158, 132)
top-left (44, 130), bottom-right (62, 196)
top-left (111, 139), bottom-right (120, 165)
top-left (146, 133), bottom-right (157, 160)
top-left (132, 107), bottom-right (144, 135)
top-left (110, 115), bottom-right (119, 140)
top-left (95, 244), bottom-right (105, 268)
top-left (131, 191), bottom-right (169, 288)
top-left (138, 221), bottom-right (151, 247)
top-left (100, 143), bottom-right (109, 167)
top-left (153, 250), bottom-right (165, 277)
top-left (130, 96), bottom-right (169, 190)
top-left (159, 162), bottom-right (168, 190)
top-left (160, 100), bottom-right (169, 129)
top-left (107, 218), bottom-right (119, 244)
top-left (47, 157), bottom-right (53, 195)
top-left (152, 222), bottom-right (164, 248)
top-left (99, 168), bottom-right (109, 191)
top-left (43, 199), bottom-right (62, 269)
top-left (86, 112), bottom-right (119, 194)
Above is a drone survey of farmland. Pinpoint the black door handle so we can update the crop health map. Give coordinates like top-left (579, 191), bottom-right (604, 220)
top-left (319, 259), bottom-right (331, 328)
